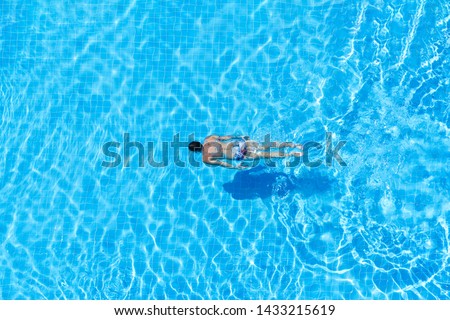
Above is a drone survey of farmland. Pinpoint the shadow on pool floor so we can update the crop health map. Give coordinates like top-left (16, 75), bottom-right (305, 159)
top-left (222, 165), bottom-right (336, 200)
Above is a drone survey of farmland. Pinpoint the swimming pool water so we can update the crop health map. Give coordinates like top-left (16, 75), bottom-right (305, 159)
top-left (1, 0), bottom-right (449, 299)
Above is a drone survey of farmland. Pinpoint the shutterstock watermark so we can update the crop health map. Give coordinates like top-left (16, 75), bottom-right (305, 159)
top-left (101, 133), bottom-right (347, 168)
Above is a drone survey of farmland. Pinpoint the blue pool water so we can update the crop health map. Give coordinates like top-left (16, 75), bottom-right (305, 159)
top-left (1, 0), bottom-right (449, 299)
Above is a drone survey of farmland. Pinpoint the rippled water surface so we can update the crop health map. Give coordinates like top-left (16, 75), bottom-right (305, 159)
top-left (1, 0), bottom-right (449, 299)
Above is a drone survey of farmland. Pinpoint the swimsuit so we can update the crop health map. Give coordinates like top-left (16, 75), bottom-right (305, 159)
top-left (232, 139), bottom-right (247, 160)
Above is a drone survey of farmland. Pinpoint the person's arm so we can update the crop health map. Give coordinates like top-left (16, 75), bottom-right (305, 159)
top-left (218, 135), bottom-right (249, 141)
top-left (205, 158), bottom-right (245, 169)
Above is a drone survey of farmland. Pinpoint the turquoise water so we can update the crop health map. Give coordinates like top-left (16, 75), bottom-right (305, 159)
top-left (1, 0), bottom-right (449, 299)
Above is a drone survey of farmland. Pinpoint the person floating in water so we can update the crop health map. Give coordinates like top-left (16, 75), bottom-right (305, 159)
top-left (188, 135), bottom-right (303, 169)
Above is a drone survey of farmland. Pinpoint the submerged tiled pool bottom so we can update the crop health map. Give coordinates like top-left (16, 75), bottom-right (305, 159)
top-left (1, 0), bottom-right (449, 299)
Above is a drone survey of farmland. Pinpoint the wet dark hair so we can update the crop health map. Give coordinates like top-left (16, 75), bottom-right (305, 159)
top-left (188, 141), bottom-right (203, 152)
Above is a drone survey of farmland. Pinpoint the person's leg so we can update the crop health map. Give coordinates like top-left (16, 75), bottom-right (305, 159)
top-left (246, 151), bottom-right (303, 158)
top-left (245, 141), bottom-right (265, 150)
top-left (277, 142), bottom-right (302, 149)
top-left (246, 141), bottom-right (302, 150)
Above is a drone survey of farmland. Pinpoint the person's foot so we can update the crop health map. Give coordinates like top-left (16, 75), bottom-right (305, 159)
top-left (296, 144), bottom-right (303, 149)
top-left (289, 151), bottom-right (303, 157)
top-left (279, 142), bottom-right (295, 148)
